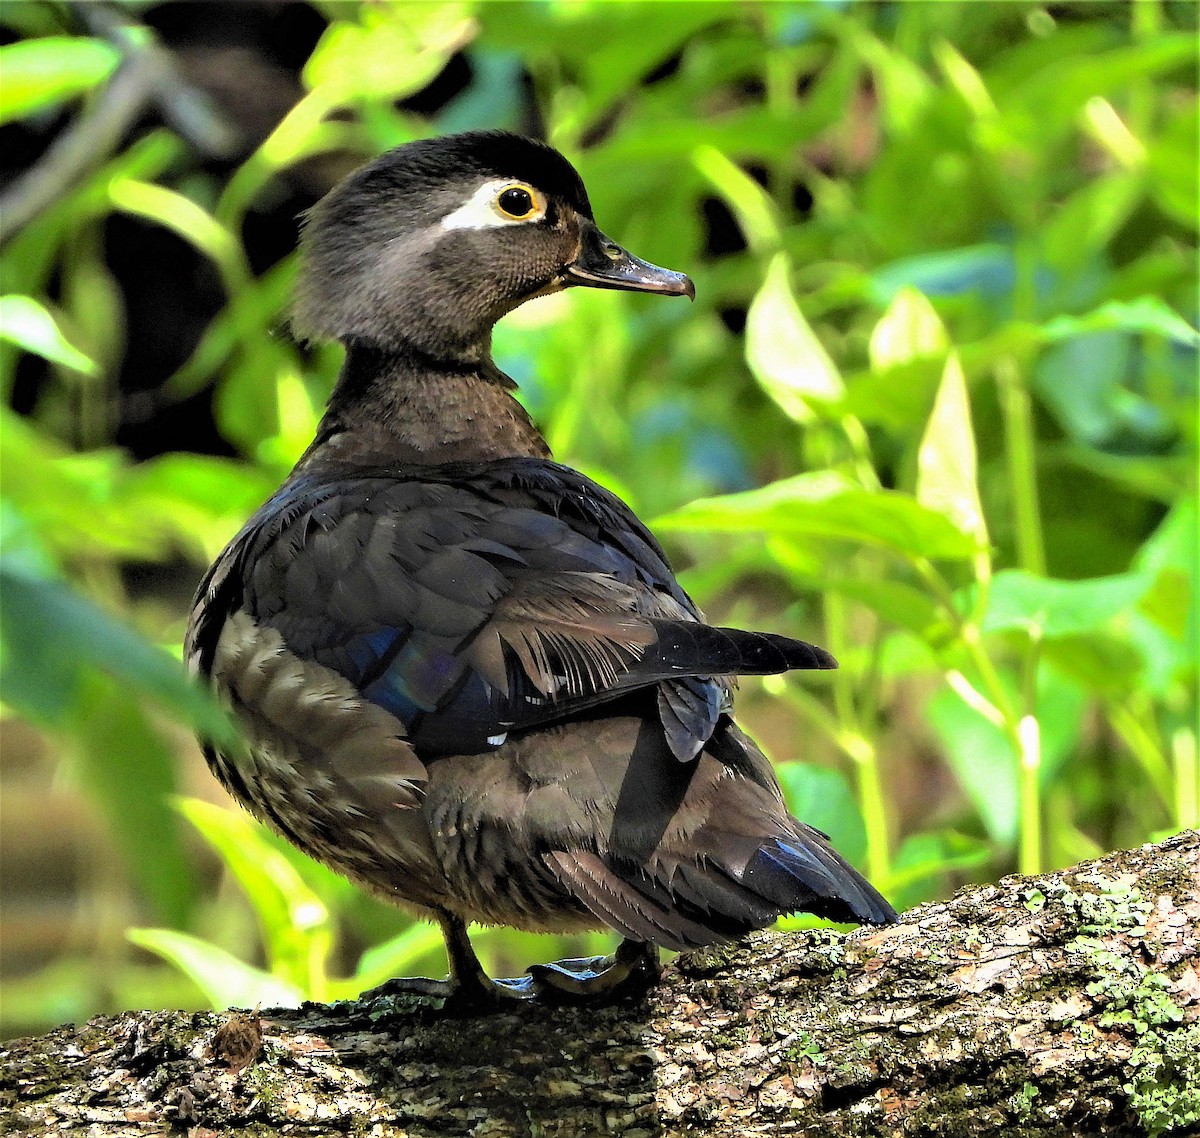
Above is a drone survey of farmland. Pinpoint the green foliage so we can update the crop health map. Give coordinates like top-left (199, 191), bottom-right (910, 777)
top-left (1, 0), bottom-right (1195, 1038)
top-left (0, 36), bottom-right (120, 126)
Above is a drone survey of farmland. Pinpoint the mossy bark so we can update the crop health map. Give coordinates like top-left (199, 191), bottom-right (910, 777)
top-left (3, 832), bottom-right (1198, 1137)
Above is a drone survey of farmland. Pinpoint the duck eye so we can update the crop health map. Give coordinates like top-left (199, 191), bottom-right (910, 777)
top-left (495, 185), bottom-right (539, 220)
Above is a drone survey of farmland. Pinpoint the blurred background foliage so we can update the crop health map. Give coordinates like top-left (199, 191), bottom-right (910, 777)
top-left (0, 0), bottom-right (1196, 1039)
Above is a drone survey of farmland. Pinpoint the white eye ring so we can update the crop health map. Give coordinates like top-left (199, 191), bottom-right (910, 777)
top-left (441, 179), bottom-right (547, 230)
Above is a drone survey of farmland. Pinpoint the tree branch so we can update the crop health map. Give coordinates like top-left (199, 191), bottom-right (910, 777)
top-left (4, 831), bottom-right (1198, 1136)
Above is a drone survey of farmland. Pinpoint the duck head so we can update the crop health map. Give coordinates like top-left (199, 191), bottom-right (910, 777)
top-left (293, 131), bottom-right (694, 360)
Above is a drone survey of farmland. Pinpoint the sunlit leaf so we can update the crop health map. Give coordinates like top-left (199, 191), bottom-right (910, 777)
top-left (1134, 498), bottom-right (1197, 649)
top-left (1146, 100), bottom-right (1199, 229)
top-left (933, 38), bottom-right (995, 121)
top-left (850, 27), bottom-right (934, 134)
top-left (657, 471), bottom-right (983, 561)
top-left (175, 797), bottom-right (332, 997)
top-left (917, 352), bottom-right (988, 550)
top-left (0, 295), bottom-right (97, 374)
top-left (257, 369), bottom-right (323, 470)
top-left (128, 928), bottom-right (303, 1011)
top-left (1003, 34), bottom-right (1197, 136)
top-left (1042, 173), bottom-right (1144, 269)
top-left (304, 4), bottom-right (475, 100)
top-left (343, 924), bottom-right (449, 995)
top-left (869, 287), bottom-right (949, 373)
top-left (0, 37), bottom-right (119, 125)
top-left (928, 667), bottom-right (1087, 845)
top-left (106, 181), bottom-right (249, 292)
top-left (0, 407), bottom-right (250, 563)
top-left (693, 145), bottom-right (781, 251)
top-left (128, 453), bottom-right (276, 562)
top-left (745, 255), bottom-right (844, 422)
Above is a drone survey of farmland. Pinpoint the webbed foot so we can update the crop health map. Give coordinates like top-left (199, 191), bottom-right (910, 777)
top-left (526, 938), bottom-right (660, 1003)
top-left (360, 918), bottom-right (659, 1014)
top-left (360, 970), bottom-right (537, 1014)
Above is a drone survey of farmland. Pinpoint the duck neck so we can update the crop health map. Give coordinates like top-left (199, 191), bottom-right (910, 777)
top-left (297, 338), bottom-right (552, 471)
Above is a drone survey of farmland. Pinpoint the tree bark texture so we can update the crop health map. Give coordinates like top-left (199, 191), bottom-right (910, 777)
top-left (3, 831), bottom-right (1198, 1137)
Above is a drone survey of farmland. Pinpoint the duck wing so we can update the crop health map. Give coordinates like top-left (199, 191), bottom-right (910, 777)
top-left (187, 457), bottom-right (834, 765)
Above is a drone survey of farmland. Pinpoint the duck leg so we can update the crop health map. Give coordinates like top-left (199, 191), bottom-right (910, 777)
top-left (360, 912), bottom-right (536, 1010)
top-left (361, 919), bottom-right (659, 1011)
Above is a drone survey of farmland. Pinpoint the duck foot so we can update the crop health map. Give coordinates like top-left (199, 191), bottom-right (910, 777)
top-left (359, 919), bottom-right (659, 1013)
top-left (527, 938), bottom-right (660, 1003)
top-left (358, 971), bottom-right (536, 1012)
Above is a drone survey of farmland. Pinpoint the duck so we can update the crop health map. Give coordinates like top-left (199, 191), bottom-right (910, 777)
top-left (184, 130), bottom-right (897, 1011)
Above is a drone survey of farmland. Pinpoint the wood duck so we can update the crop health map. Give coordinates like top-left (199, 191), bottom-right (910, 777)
top-left (185, 131), bottom-right (897, 1011)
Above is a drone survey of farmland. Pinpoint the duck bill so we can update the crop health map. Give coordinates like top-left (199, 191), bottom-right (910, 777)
top-left (562, 225), bottom-right (695, 299)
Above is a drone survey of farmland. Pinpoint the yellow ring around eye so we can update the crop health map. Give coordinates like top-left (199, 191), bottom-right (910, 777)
top-left (494, 183), bottom-right (543, 221)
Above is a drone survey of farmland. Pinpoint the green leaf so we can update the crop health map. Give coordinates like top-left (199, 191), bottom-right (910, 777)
top-left (1147, 99), bottom-right (1199, 230)
top-left (869, 245), bottom-right (1015, 306)
top-left (0, 37), bottom-right (120, 125)
top-left (0, 295), bottom-right (97, 374)
top-left (165, 259), bottom-right (298, 399)
top-left (657, 472), bottom-right (983, 561)
top-left (1043, 631), bottom-right (1148, 698)
top-left (916, 352), bottom-right (988, 549)
top-left (0, 555), bottom-right (237, 746)
top-left (105, 181), bottom-right (249, 293)
top-left (693, 146), bottom-right (781, 252)
top-left (886, 830), bottom-right (991, 911)
top-left (928, 685), bottom-right (1018, 844)
top-left (745, 254), bottom-right (844, 422)
top-left (127, 453), bottom-right (277, 562)
top-left (304, 4), bottom-right (474, 100)
top-left (850, 27), bottom-right (934, 135)
top-left (979, 570), bottom-right (1154, 639)
top-left (1003, 34), bottom-right (1198, 137)
top-left (1131, 499), bottom-right (1197, 678)
top-left (826, 578), bottom-right (943, 638)
top-left (175, 797), bottom-right (332, 998)
top-left (0, 407), bottom-right (242, 563)
top-left (1041, 173), bottom-right (1144, 270)
top-left (776, 763), bottom-right (867, 868)
top-left (128, 928), bottom-right (303, 1011)
top-left (869, 287), bottom-right (949, 373)
top-left (69, 679), bottom-right (197, 928)
top-left (927, 667), bottom-right (1087, 845)
top-left (343, 924), bottom-right (449, 995)
top-left (62, 228), bottom-right (126, 376)
top-left (1041, 298), bottom-right (1200, 347)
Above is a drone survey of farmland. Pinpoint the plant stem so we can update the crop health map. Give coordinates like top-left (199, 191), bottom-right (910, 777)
top-left (1174, 725), bottom-right (1199, 832)
top-left (1109, 701), bottom-right (1174, 808)
top-left (822, 589), bottom-right (890, 885)
top-left (1129, 0), bottom-right (1161, 138)
top-left (995, 350), bottom-right (1047, 872)
top-left (996, 358), bottom-right (1045, 577)
top-left (849, 730), bottom-right (892, 888)
top-left (1017, 632), bottom-right (1043, 875)
top-left (1017, 713), bottom-right (1042, 875)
